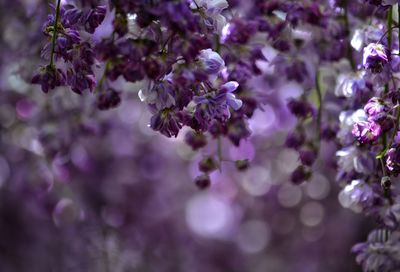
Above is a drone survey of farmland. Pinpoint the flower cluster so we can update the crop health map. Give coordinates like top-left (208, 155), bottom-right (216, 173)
top-left (32, 3), bottom-right (106, 94)
top-left (27, 0), bottom-right (400, 270)
top-left (33, 0), bottom-right (278, 186)
top-left (284, 0), bottom-right (400, 270)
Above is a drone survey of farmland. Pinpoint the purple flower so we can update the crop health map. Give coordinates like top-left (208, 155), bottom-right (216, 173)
top-left (235, 159), bottom-right (249, 171)
top-left (287, 99), bottom-right (314, 118)
top-left (194, 174), bottom-right (211, 189)
top-left (198, 157), bottom-right (217, 172)
top-left (191, 0), bottom-right (229, 14)
top-left (64, 28), bottom-right (81, 44)
top-left (364, 0), bottom-right (399, 6)
top-left (94, 39), bottom-right (119, 61)
top-left (364, 0), bottom-right (384, 5)
top-left (364, 97), bottom-right (389, 118)
top-left (55, 29), bottom-right (81, 61)
top-left (150, 109), bottom-right (182, 138)
top-left (31, 66), bottom-right (65, 93)
top-left (336, 147), bottom-right (376, 179)
top-left (386, 145), bottom-right (400, 175)
top-left (227, 62), bottom-right (252, 84)
top-left (363, 43), bottom-right (390, 73)
top-left (198, 49), bottom-right (225, 75)
top-left (285, 60), bottom-right (308, 83)
top-left (155, 1), bottom-right (201, 33)
top-left (285, 131), bottom-right (306, 149)
top-left (138, 82), bottom-right (175, 110)
top-left (62, 5), bottom-right (83, 26)
top-left (96, 89), bottom-right (121, 110)
top-left (321, 126), bottom-right (338, 141)
top-left (299, 149), bottom-right (317, 166)
top-left (223, 81), bottom-right (243, 110)
top-left (67, 66), bottom-right (96, 95)
top-left (352, 230), bottom-right (400, 272)
top-left (78, 42), bottom-right (95, 66)
top-left (227, 117), bottom-right (251, 146)
top-left (340, 179), bottom-right (377, 212)
top-left (194, 81), bottom-right (242, 127)
top-left (384, 201), bottom-right (400, 228)
top-left (191, 0), bottom-right (228, 33)
top-left (352, 120), bottom-right (382, 143)
top-left (221, 18), bottom-right (258, 44)
top-left (184, 131), bottom-right (207, 150)
top-left (291, 165), bottom-right (311, 185)
top-left (83, 5), bottom-right (106, 34)
top-left (334, 73), bottom-right (367, 98)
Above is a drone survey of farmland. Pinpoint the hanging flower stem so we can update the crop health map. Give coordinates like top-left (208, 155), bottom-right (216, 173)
top-left (49, 0), bottom-right (62, 68)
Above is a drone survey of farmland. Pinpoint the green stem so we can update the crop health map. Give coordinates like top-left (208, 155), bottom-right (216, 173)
top-left (379, 158), bottom-right (393, 204)
top-left (380, 7), bottom-right (394, 157)
top-left (380, 157), bottom-right (388, 177)
top-left (390, 5), bottom-right (400, 148)
top-left (217, 137), bottom-right (222, 171)
top-left (315, 70), bottom-right (322, 143)
top-left (384, 7), bottom-right (393, 94)
top-left (398, 4), bottom-right (400, 46)
top-left (379, 6), bottom-right (395, 203)
top-left (49, 0), bottom-right (62, 67)
top-left (387, 6), bottom-right (393, 48)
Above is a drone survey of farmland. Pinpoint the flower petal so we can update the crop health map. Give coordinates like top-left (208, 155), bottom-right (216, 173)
top-left (221, 81), bottom-right (239, 93)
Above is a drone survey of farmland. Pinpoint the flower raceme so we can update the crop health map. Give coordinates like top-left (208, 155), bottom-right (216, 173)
top-left (29, 1), bottom-right (400, 270)
top-left (32, 0), bottom-right (258, 158)
top-left (32, 3), bottom-right (106, 94)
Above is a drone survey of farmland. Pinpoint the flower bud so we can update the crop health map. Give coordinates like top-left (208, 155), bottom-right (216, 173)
top-left (96, 89), bottom-right (121, 110)
top-left (198, 157), bottom-right (217, 173)
top-left (235, 159), bottom-right (249, 171)
top-left (291, 165), bottom-right (311, 185)
top-left (185, 131), bottom-right (207, 150)
top-left (194, 174), bottom-right (211, 189)
top-left (381, 176), bottom-right (391, 190)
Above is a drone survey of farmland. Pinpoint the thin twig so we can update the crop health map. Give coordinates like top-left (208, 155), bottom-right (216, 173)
top-left (49, 0), bottom-right (62, 67)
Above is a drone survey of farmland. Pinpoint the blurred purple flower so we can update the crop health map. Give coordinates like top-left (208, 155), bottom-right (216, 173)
top-left (363, 43), bottom-right (390, 73)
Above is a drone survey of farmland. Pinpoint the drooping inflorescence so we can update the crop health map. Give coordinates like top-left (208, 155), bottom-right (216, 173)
top-left (32, 0), bottom-right (271, 187)
top-left (28, 0), bottom-right (400, 270)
